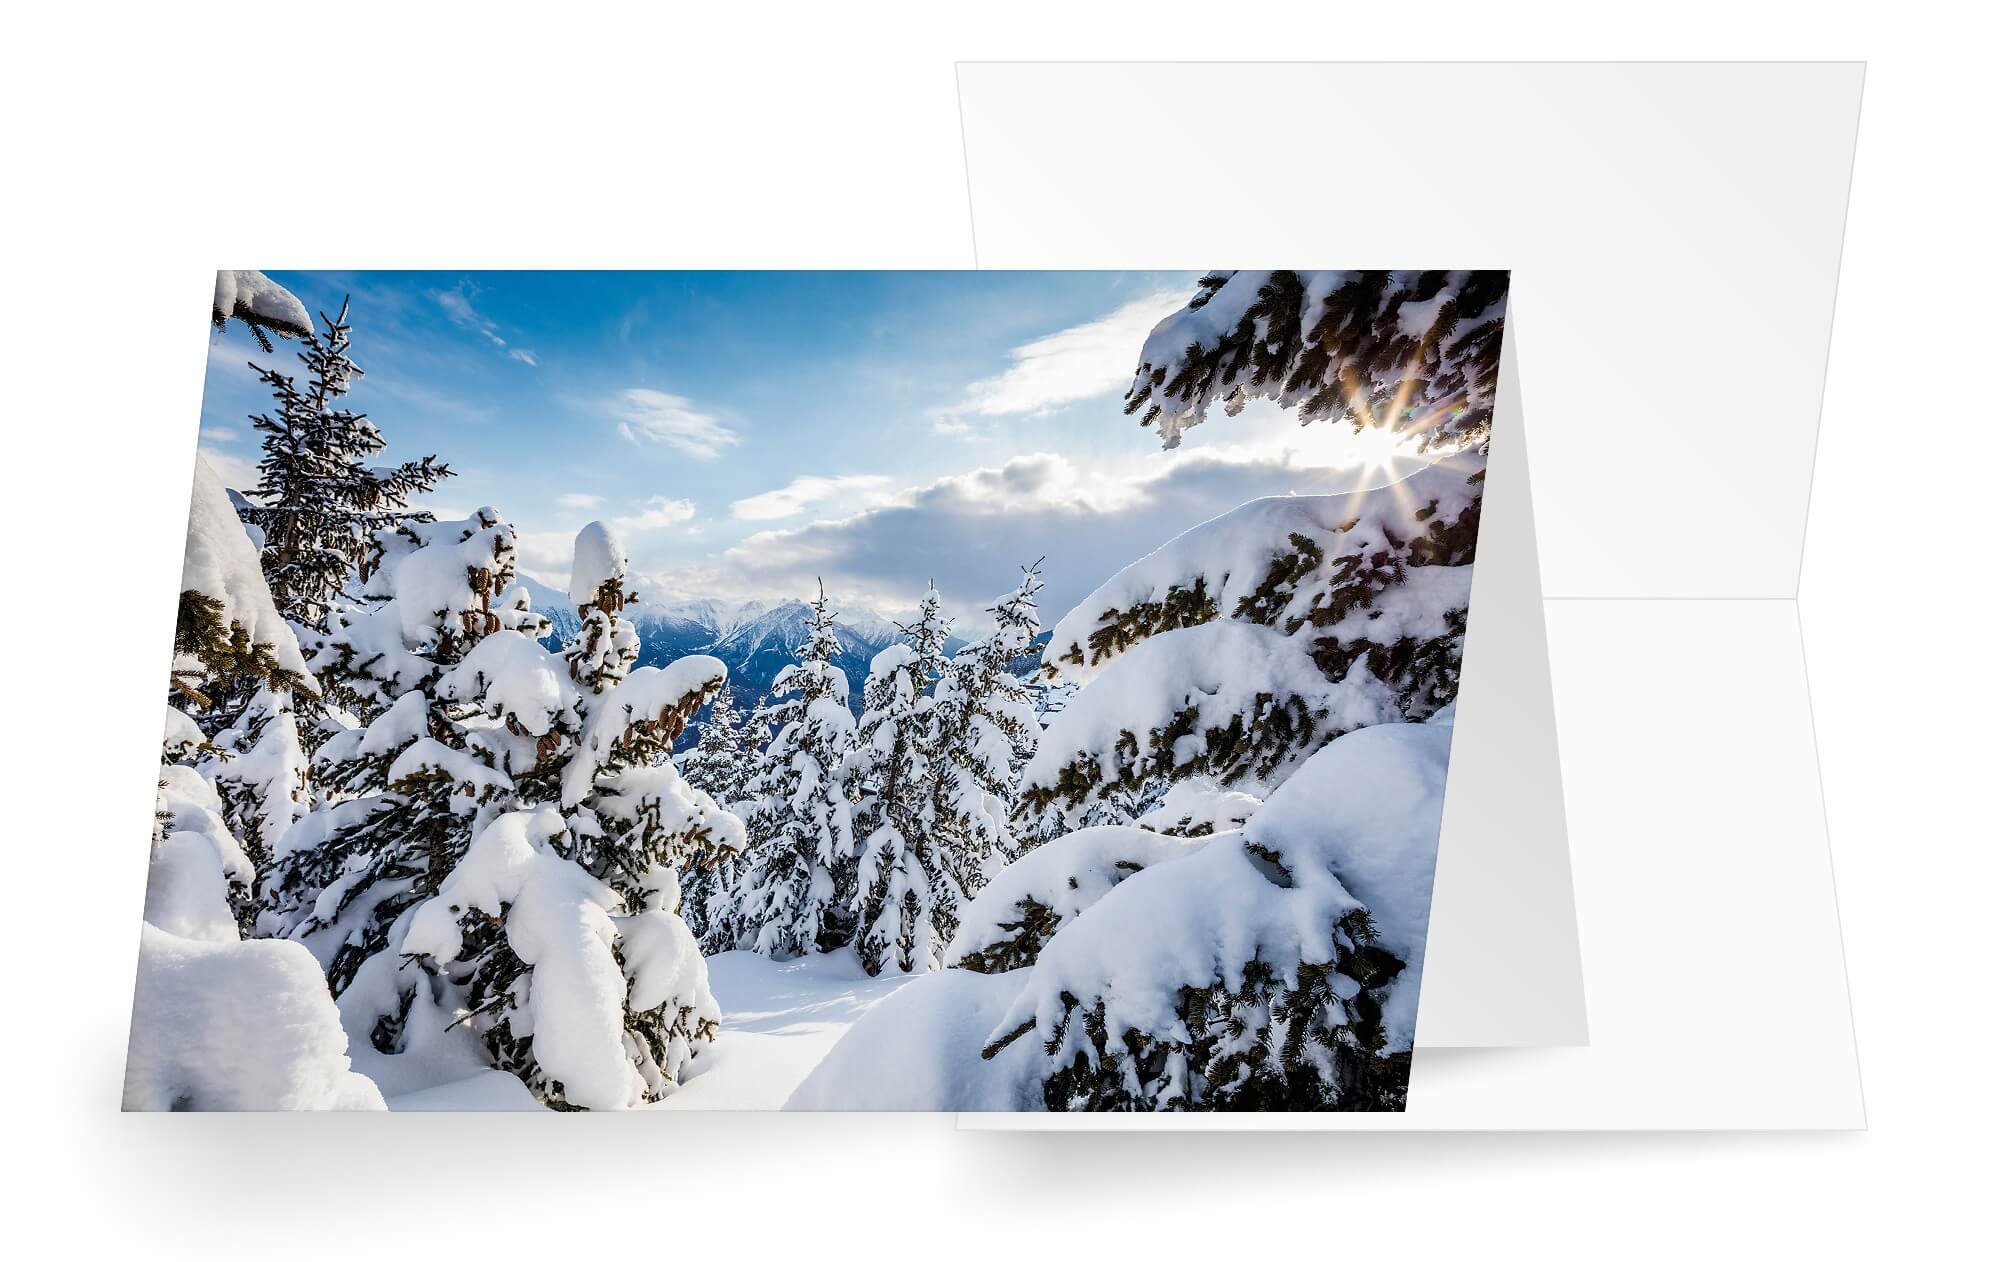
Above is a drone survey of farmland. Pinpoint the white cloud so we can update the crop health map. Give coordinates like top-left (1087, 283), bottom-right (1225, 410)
top-left (611, 496), bottom-right (697, 533)
top-left (731, 474), bottom-right (894, 522)
top-left (943, 290), bottom-right (1187, 421)
top-left (199, 425), bottom-right (241, 443)
top-left (508, 348), bottom-right (539, 366)
top-left (612, 388), bottom-right (742, 461)
top-left (555, 492), bottom-right (605, 510)
top-left (431, 284), bottom-right (507, 347)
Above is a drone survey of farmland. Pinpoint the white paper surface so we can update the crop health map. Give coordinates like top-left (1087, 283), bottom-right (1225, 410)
top-left (954, 61), bottom-right (1863, 1129)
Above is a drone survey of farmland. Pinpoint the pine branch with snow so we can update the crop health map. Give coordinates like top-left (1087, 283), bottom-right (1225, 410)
top-left (212, 270), bottom-right (312, 353)
top-left (1124, 269), bottom-right (1507, 454)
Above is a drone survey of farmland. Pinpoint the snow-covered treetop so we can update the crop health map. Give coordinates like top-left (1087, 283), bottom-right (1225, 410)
top-left (212, 270), bottom-right (312, 348)
top-left (769, 582), bottom-right (849, 708)
top-left (973, 561), bottom-right (1044, 667)
top-left (1125, 269), bottom-right (1508, 452)
top-left (1043, 453), bottom-right (1483, 686)
top-left (568, 520), bottom-right (628, 609)
top-left (176, 456), bottom-right (315, 694)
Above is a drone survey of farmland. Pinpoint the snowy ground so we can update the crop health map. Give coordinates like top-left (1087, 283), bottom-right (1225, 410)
top-left (653, 950), bottom-right (921, 1110)
top-left (382, 949), bottom-right (917, 1111)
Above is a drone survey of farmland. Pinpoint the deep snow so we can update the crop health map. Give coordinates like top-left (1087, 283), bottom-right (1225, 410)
top-left (650, 950), bottom-right (922, 1110)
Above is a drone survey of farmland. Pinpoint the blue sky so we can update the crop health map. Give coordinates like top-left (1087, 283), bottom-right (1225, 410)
top-left (198, 271), bottom-right (1400, 624)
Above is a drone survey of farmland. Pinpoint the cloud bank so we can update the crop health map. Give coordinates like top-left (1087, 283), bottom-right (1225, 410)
top-left (663, 446), bottom-right (1398, 626)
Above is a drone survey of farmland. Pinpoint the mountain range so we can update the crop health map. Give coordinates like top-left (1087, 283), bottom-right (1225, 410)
top-left (513, 576), bottom-right (968, 708)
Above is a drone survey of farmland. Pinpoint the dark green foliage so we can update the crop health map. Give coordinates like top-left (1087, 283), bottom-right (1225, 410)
top-left (171, 588), bottom-right (311, 714)
top-left (1018, 691), bottom-right (1322, 820)
top-left (951, 894), bottom-right (1067, 976)
top-left (985, 907), bottom-right (1408, 1112)
top-left (1052, 577), bottom-right (1218, 677)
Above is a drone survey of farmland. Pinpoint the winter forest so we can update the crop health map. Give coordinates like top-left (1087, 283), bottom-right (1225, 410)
top-left (131, 268), bottom-right (1506, 1111)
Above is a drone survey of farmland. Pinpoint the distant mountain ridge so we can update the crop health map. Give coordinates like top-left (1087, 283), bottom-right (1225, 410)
top-left (512, 576), bottom-right (962, 708)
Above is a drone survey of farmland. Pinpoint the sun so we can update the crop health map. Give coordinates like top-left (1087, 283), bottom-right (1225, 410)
top-left (1340, 423), bottom-right (1414, 473)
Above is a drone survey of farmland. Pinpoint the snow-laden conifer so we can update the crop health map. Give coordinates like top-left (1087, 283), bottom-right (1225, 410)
top-left (850, 584), bottom-right (954, 974)
top-left (731, 583), bottom-right (858, 958)
top-left (239, 297), bottom-right (451, 631)
top-left (270, 516), bottom-right (742, 1108)
top-left (678, 679), bottom-right (765, 944)
top-left (983, 720), bottom-right (1451, 1110)
top-left (260, 508), bottom-right (538, 999)
top-left (928, 565), bottom-right (1043, 883)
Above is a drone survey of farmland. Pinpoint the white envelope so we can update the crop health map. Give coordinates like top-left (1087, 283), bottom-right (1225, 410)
top-left (955, 62), bottom-right (1864, 1129)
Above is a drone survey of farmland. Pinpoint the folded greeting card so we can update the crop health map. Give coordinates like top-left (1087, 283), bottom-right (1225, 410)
top-left (133, 268), bottom-right (1516, 1112)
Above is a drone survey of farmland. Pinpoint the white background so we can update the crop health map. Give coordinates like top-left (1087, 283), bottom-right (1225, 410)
top-left (0, 2), bottom-right (1990, 1256)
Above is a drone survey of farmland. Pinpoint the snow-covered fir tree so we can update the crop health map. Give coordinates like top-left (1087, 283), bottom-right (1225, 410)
top-left (729, 583), bottom-right (858, 959)
top-left (265, 516), bottom-right (741, 1109)
top-left (239, 296), bottom-right (451, 632)
top-left (850, 584), bottom-right (954, 974)
top-left (169, 458), bottom-right (319, 927)
top-left (259, 507), bottom-right (538, 997)
top-left (681, 680), bottom-right (761, 808)
top-left (677, 679), bottom-right (764, 944)
top-left (411, 522), bottom-right (742, 1107)
top-left (1022, 271), bottom-right (1498, 836)
top-left (562, 521), bottom-right (640, 694)
top-left (928, 564), bottom-right (1044, 884)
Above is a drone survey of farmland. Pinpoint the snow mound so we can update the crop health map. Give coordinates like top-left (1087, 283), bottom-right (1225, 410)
top-left (786, 968), bottom-right (1039, 1110)
top-left (125, 925), bottom-right (385, 1111)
